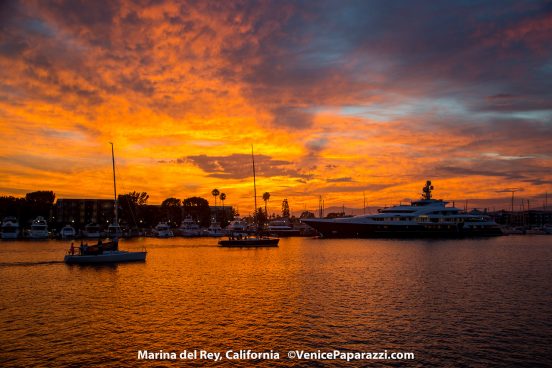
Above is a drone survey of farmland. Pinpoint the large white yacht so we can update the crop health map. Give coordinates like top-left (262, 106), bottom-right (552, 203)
top-left (177, 215), bottom-right (201, 237)
top-left (154, 222), bottom-right (174, 238)
top-left (302, 181), bottom-right (503, 238)
top-left (29, 216), bottom-right (49, 239)
top-left (1, 217), bottom-right (20, 239)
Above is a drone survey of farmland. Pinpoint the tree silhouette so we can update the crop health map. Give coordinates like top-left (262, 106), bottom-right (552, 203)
top-left (25, 191), bottom-right (55, 219)
top-left (262, 192), bottom-right (270, 217)
top-left (118, 191), bottom-right (149, 226)
top-left (219, 193), bottom-right (227, 227)
top-left (183, 197), bottom-right (211, 227)
top-left (161, 197), bottom-right (182, 225)
top-left (254, 207), bottom-right (267, 229)
top-left (282, 198), bottom-right (290, 218)
top-left (211, 188), bottom-right (220, 207)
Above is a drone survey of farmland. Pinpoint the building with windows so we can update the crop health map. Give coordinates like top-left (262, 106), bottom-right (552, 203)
top-left (54, 199), bottom-right (116, 229)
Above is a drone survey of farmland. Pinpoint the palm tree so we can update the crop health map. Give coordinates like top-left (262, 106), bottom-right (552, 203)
top-left (219, 193), bottom-right (227, 224)
top-left (211, 188), bottom-right (220, 207)
top-left (262, 192), bottom-right (270, 217)
top-left (220, 193), bottom-right (226, 208)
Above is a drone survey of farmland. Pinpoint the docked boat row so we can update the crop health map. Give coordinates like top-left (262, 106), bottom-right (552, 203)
top-left (1, 216), bottom-right (52, 240)
top-left (0, 216), bottom-right (311, 240)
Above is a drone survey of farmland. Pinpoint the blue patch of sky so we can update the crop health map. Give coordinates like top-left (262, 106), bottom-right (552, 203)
top-left (285, 2), bottom-right (383, 69)
top-left (479, 110), bottom-right (552, 122)
top-left (22, 18), bottom-right (56, 37)
top-left (319, 97), bottom-right (470, 122)
top-left (539, 60), bottom-right (552, 74)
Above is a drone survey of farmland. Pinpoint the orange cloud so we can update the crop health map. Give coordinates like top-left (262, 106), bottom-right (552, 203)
top-left (0, 1), bottom-right (550, 215)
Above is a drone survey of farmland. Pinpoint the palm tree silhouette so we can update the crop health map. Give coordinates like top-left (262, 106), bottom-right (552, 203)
top-left (211, 188), bottom-right (220, 207)
top-left (262, 192), bottom-right (270, 217)
top-left (220, 192), bottom-right (226, 212)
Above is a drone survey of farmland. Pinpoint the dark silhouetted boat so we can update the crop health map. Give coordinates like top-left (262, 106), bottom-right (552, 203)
top-left (219, 146), bottom-right (279, 248)
top-left (64, 143), bottom-right (147, 264)
top-left (64, 238), bottom-right (146, 264)
top-left (219, 235), bottom-right (279, 247)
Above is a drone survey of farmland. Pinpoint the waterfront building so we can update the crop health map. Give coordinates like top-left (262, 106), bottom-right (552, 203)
top-left (54, 199), bottom-right (116, 229)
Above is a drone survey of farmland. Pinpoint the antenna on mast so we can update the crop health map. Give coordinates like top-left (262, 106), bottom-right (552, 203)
top-left (251, 145), bottom-right (257, 221)
top-left (109, 142), bottom-right (118, 225)
top-left (422, 180), bottom-right (434, 200)
top-left (496, 187), bottom-right (522, 225)
top-left (496, 188), bottom-right (521, 214)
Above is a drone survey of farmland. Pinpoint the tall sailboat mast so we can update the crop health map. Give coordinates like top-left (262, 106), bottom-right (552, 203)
top-left (252, 145), bottom-right (258, 219)
top-left (110, 142), bottom-right (118, 225)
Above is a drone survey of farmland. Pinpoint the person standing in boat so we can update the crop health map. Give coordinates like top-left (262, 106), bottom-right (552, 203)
top-left (98, 239), bottom-right (103, 254)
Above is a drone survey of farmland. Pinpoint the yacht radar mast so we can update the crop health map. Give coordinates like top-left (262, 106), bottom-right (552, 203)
top-left (422, 180), bottom-right (434, 200)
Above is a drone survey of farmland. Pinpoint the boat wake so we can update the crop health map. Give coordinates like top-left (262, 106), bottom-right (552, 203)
top-left (0, 260), bottom-right (65, 267)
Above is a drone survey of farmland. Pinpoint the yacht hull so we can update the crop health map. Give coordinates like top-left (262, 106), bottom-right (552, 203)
top-left (302, 220), bottom-right (503, 238)
top-left (1, 233), bottom-right (19, 240)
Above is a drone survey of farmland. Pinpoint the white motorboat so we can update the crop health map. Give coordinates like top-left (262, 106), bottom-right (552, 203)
top-left (60, 224), bottom-right (76, 239)
top-left (267, 219), bottom-right (300, 237)
top-left (154, 222), bottom-right (174, 238)
top-left (177, 215), bottom-right (201, 237)
top-left (225, 218), bottom-right (249, 236)
top-left (205, 218), bottom-right (225, 237)
top-left (1, 217), bottom-right (20, 239)
top-left (29, 216), bottom-right (49, 239)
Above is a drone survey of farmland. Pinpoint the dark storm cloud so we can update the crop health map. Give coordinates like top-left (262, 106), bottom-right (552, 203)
top-left (436, 156), bottom-right (552, 187)
top-left (43, 0), bottom-right (121, 47)
top-left (271, 106), bottom-right (313, 129)
top-left (234, 0), bottom-right (552, 128)
top-left (448, 118), bottom-right (551, 155)
top-left (182, 154), bottom-right (313, 180)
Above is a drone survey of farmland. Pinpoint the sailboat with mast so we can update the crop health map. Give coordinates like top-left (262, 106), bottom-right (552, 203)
top-left (64, 143), bottom-right (147, 264)
top-left (107, 142), bottom-right (123, 238)
top-left (219, 147), bottom-right (279, 247)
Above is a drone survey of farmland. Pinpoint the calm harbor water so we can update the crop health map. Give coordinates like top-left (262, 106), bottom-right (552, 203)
top-left (1, 236), bottom-right (551, 367)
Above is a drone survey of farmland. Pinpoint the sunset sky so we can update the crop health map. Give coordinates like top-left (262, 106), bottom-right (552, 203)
top-left (0, 0), bottom-right (551, 215)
